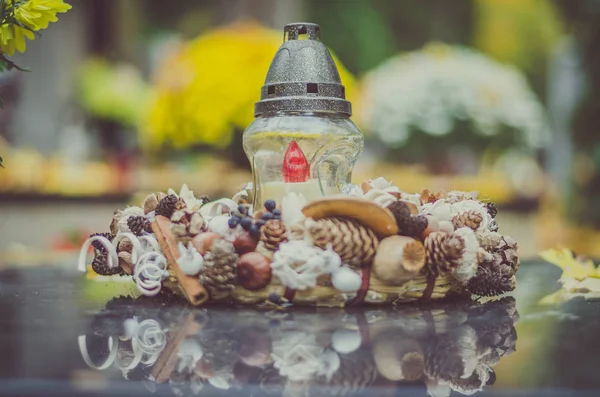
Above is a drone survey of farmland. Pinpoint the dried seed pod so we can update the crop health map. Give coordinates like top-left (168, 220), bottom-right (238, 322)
top-left (143, 193), bottom-right (159, 214)
top-left (373, 236), bottom-right (426, 285)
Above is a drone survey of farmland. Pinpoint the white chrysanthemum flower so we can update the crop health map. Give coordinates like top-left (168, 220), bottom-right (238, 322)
top-left (359, 43), bottom-right (548, 149)
top-left (178, 184), bottom-right (203, 211)
top-left (421, 200), bottom-right (452, 222)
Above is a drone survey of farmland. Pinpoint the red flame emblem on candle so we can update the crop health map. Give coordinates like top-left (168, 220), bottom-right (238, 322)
top-left (282, 141), bottom-right (310, 183)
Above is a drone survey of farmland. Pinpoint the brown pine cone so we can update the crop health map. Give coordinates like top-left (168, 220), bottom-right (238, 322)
top-left (309, 217), bottom-right (378, 270)
top-left (424, 232), bottom-right (465, 276)
top-left (155, 194), bottom-right (178, 218)
top-left (127, 216), bottom-right (151, 236)
top-left (91, 250), bottom-right (122, 276)
top-left (261, 219), bottom-right (288, 251)
top-left (311, 349), bottom-right (379, 397)
top-left (452, 211), bottom-right (483, 231)
top-left (497, 235), bottom-right (519, 272)
top-left (388, 201), bottom-right (428, 237)
top-left (202, 240), bottom-right (239, 297)
top-left (90, 232), bottom-right (115, 254)
top-left (467, 262), bottom-right (516, 297)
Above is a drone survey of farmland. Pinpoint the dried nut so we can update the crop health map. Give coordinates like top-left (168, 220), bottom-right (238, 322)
top-left (118, 238), bottom-right (133, 253)
top-left (438, 220), bottom-right (455, 234)
top-left (238, 252), bottom-right (272, 290)
top-left (373, 236), bottom-right (426, 285)
top-left (238, 327), bottom-right (272, 367)
top-left (110, 210), bottom-right (122, 235)
top-left (233, 232), bottom-right (258, 255)
top-left (421, 215), bottom-right (440, 238)
top-left (143, 193), bottom-right (159, 214)
top-left (192, 232), bottom-right (221, 255)
top-left (302, 197), bottom-right (398, 238)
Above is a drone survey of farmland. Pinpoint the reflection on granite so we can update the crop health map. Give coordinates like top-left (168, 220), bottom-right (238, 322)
top-left (79, 297), bottom-right (518, 396)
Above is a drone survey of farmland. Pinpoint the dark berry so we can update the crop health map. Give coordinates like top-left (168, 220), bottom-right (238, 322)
top-left (261, 212), bottom-right (274, 221)
top-left (272, 209), bottom-right (281, 217)
top-left (240, 217), bottom-right (253, 230)
top-left (228, 217), bottom-right (240, 229)
top-left (238, 205), bottom-right (248, 215)
top-left (268, 292), bottom-right (281, 303)
top-left (264, 199), bottom-right (276, 212)
top-left (255, 220), bottom-right (266, 228)
top-left (249, 224), bottom-right (261, 239)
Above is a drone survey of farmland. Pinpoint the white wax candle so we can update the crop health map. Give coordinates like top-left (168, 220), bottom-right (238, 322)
top-left (261, 179), bottom-right (325, 205)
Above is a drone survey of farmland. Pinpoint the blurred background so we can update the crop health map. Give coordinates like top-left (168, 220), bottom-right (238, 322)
top-left (0, 0), bottom-right (598, 261)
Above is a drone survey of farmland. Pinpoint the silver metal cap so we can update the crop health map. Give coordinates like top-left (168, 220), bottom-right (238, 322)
top-left (254, 23), bottom-right (352, 117)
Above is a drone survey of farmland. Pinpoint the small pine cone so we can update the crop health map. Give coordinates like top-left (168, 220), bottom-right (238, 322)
top-left (90, 232), bottom-right (115, 254)
top-left (467, 264), bottom-right (515, 297)
top-left (309, 217), bottom-right (378, 270)
top-left (261, 219), bottom-right (288, 251)
top-left (485, 202), bottom-right (498, 219)
top-left (202, 240), bottom-right (239, 295)
top-left (388, 201), bottom-right (427, 237)
top-left (155, 194), bottom-right (178, 218)
top-left (452, 211), bottom-right (483, 231)
top-left (388, 200), bottom-right (412, 224)
top-left (127, 216), bottom-right (151, 236)
top-left (311, 349), bottom-right (379, 397)
top-left (425, 232), bottom-right (465, 276)
top-left (91, 251), bottom-right (121, 276)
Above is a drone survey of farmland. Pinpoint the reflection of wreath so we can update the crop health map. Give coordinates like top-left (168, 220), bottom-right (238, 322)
top-left (79, 296), bottom-right (518, 396)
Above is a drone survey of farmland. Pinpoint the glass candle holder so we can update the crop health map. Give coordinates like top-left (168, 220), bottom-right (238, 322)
top-left (243, 23), bottom-right (364, 207)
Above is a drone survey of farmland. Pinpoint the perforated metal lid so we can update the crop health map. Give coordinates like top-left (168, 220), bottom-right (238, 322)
top-left (254, 23), bottom-right (352, 117)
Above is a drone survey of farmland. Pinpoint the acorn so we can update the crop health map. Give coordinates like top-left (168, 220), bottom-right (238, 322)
top-left (238, 252), bottom-right (272, 290)
top-left (192, 232), bottom-right (222, 255)
top-left (373, 236), bottom-right (426, 285)
top-left (233, 232), bottom-right (259, 255)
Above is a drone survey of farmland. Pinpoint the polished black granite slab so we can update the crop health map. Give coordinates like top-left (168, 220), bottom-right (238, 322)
top-left (0, 261), bottom-right (598, 396)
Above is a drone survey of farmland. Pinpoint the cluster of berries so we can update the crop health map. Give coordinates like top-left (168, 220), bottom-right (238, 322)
top-left (227, 200), bottom-right (281, 239)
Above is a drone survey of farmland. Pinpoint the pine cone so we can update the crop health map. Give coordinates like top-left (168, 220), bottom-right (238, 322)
top-left (308, 217), bottom-right (378, 270)
top-left (127, 216), bottom-right (151, 236)
top-left (467, 263), bottom-right (515, 297)
top-left (311, 350), bottom-right (379, 397)
top-left (92, 251), bottom-right (122, 276)
top-left (155, 194), bottom-right (178, 218)
top-left (202, 240), bottom-right (239, 296)
top-left (452, 211), bottom-right (483, 231)
top-left (90, 232), bottom-right (115, 254)
top-left (388, 201), bottom-right (428, 237)
top-left (261, 219), bottom-right (288, 251)
top-left (497, 236), bottom-right (519, 272)
top-left (425, 232), bottom-right (465, 276)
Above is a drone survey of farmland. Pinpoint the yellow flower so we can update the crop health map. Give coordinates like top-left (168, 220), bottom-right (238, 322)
top-left (143, 21), bottom-right (356, 151)
top-left (539, 248), bottom-right (600, 281)
top-left (0, 24), bottom-right (34, 56)
top-left (15, 0), bottom-right (72, 31)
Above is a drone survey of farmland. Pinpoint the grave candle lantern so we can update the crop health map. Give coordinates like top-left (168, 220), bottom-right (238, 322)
top-left (243, 23), bottom-right (364, 207)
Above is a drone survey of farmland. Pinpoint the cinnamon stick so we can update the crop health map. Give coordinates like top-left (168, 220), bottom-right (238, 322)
top-left (152, 215), bottom-right (209, 306)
